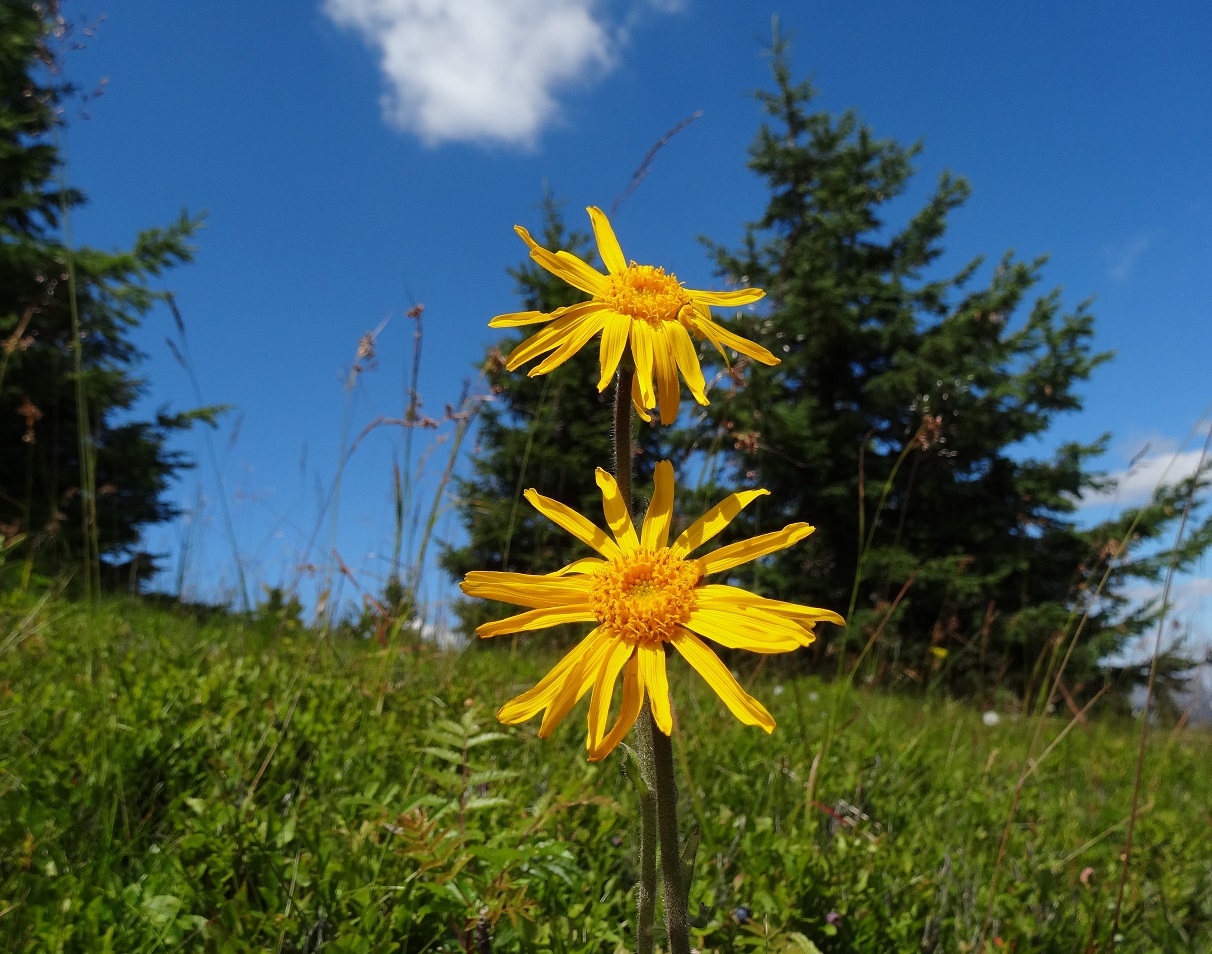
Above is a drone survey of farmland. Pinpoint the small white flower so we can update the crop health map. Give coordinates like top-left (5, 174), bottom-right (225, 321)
top-left (982, 710), bottom-right (1001, 727)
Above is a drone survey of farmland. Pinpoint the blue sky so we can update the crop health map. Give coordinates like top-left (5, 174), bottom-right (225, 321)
top-left (58, 0), bottom-right (1210, 639)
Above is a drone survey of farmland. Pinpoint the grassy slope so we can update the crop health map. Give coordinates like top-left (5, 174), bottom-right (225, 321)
top-left (1, 594), bottom-right (1209, 953)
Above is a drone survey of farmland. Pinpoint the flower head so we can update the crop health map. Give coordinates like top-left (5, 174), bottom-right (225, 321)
top-left (491, 207), bottom-right (778, 425)
top-left (460, 462), bottom-right (844, 760)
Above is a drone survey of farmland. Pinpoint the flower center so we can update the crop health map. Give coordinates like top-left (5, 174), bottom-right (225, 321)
top-left (605, 264), bottom-right (693, 326)
top-left (590, 547), bottom-right (701, 645)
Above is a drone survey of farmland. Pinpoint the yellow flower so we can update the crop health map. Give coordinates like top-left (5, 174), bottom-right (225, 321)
top-left (491, 207), bottom-right (778, 426)
top-left (460, 461), bottom-right (844, 761)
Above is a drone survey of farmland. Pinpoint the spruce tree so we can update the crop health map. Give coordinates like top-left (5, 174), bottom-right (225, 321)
top-left (702, 41), bottom-right (1211, 699)
top-left (0, 1), bottom-right (211, 588)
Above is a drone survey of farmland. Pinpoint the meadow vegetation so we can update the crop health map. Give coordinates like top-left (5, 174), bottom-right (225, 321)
top-left (2, 592), bottom-right (1209, 952)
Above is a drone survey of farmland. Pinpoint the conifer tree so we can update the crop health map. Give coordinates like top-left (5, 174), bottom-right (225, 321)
top-left (0, 1), bottom-right (211, 587)
top-left (702, 40), bottom-right (1212, 698)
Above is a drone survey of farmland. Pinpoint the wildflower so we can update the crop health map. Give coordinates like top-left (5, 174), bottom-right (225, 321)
top-left (491, 207), bottom-right (776, 425)
top-left (460, 461), bottom-right (843, 760)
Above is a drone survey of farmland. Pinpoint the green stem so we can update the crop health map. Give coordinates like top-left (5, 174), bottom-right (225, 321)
top-left (613, 366), bottom-right (633, 506)
top-left (614, 367), bottom-right (654, 953)
top-left (650, 708), bottom-right (691, 953)
top-left (612, 366), bottom-right (691, 954)
top-left (626, 732), bottom-right (657, 954)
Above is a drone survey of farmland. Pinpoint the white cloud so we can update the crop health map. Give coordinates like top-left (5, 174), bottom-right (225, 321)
top-left (1176, 576), bottom-right (1212, 600)
top-left (1080, 438), bottom-right (1212, 664)
top-left (323, 0), bottom-right (619, 147)
top-left (418, 615), bottom-right (466, 649)
top-left (1079, 441), bottom-right (1210, 511)
top-left (1103, 230), bottom-right (1161, 283)
top-left (1113, 576), bottom-right (1212, 614)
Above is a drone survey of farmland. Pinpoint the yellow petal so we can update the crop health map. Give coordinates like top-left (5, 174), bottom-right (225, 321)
top-left (527, 310), bottom-right (609, 376)
top-left (653, 326), bottom-right (681, 425)
top-left (629, 320), bottom-right (656, 410)
top-left (696, 584), bottom-right (846, 626)
top-left (638, 643), bottom-right (672, 735)
top-left (538, 630), bottom-right (616, 737)
top-left (554, 250), bottom-right (611, 294)
top-left (595, 468), bottom-right (639, 549)
top-left (504, 304), bottom-right (604, 370)
top-left (692, 305), bottom-right (732, 368)
top-left (671, 629), bottom-right (775, 731)
top-left (551, 556), bottom-right (605, 576)
top-left (596, 313), bottom-right (631, 392)
top-left (668, 319), bottom-right (708, 405)
top-left (671, 488), bottom-right (769, 556)
top-left (699, 523), bottom-right (815, 576)
top-left (515, 225), bottom-right (607, 297)
top-left (691, 583), bottom-right (769, 606)
top-left (488, 309), bottom-right (558, 328)
top-left (498, 627), bottom-right (606, 724)
top-left (461, 570), bottom-right (592, 608)
top-left (684, 605), bottom-right (812, 652)
top-left (586, 637), bottom-right (635, 749)
top-left (688, 287), bottom-right (765, 307)
top-left (587, 206), bottom-right (627, 275)
top-left (640, 460), bottom-right (675, 550)
top-left (695, 313), bottom-right (780, 367)
top-left (588, 652), bottom-right (644, 761)
top-left (476, 604), bottom-right (597, 639)
top-left (524, 488), bottom-right (623, 560)
top-left (630, 371), bottom-right (652, 422)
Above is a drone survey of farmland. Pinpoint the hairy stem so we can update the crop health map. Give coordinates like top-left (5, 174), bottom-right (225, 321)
top-left (613, 366), bottom-right (655, 952)
top-left (612, 366), bottom-right (691, 954)
top-left (650, 708), bottom-right (691, 953)
top-left (626, 731), bottom-right (657, 954)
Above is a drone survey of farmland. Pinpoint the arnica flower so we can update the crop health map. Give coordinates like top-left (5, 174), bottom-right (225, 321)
top-left (491, 207), bottom-right (778, 426)
top-left (460, 461), bottom-right (844, 761)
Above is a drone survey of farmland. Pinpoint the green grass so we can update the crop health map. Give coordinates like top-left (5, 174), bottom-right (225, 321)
top-left (1, 592), bottom-right (1209, 952)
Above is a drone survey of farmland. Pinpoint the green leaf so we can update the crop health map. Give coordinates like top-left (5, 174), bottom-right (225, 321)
top-left (275, 814), bottom-right (296, 848)
top-left (140, 894), bottom-right (181, 927)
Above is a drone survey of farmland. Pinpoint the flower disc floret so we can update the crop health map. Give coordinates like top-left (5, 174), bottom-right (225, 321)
top-left (605, 265), bottom-right (692, 327)
top-left (591, 548), bottom-right (701, 645)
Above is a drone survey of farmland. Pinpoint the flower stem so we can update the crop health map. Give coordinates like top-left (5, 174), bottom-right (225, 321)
top-left (625, 734), bottom-right (657, 954)
top-left (613, 365), bottom-right (634, 506)
top-left (612, 367), bottom-right (691, 954)
top-left (650, 708), bottom-right (691, 954)
top-left (614, 366), bottom-right (654, 953)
